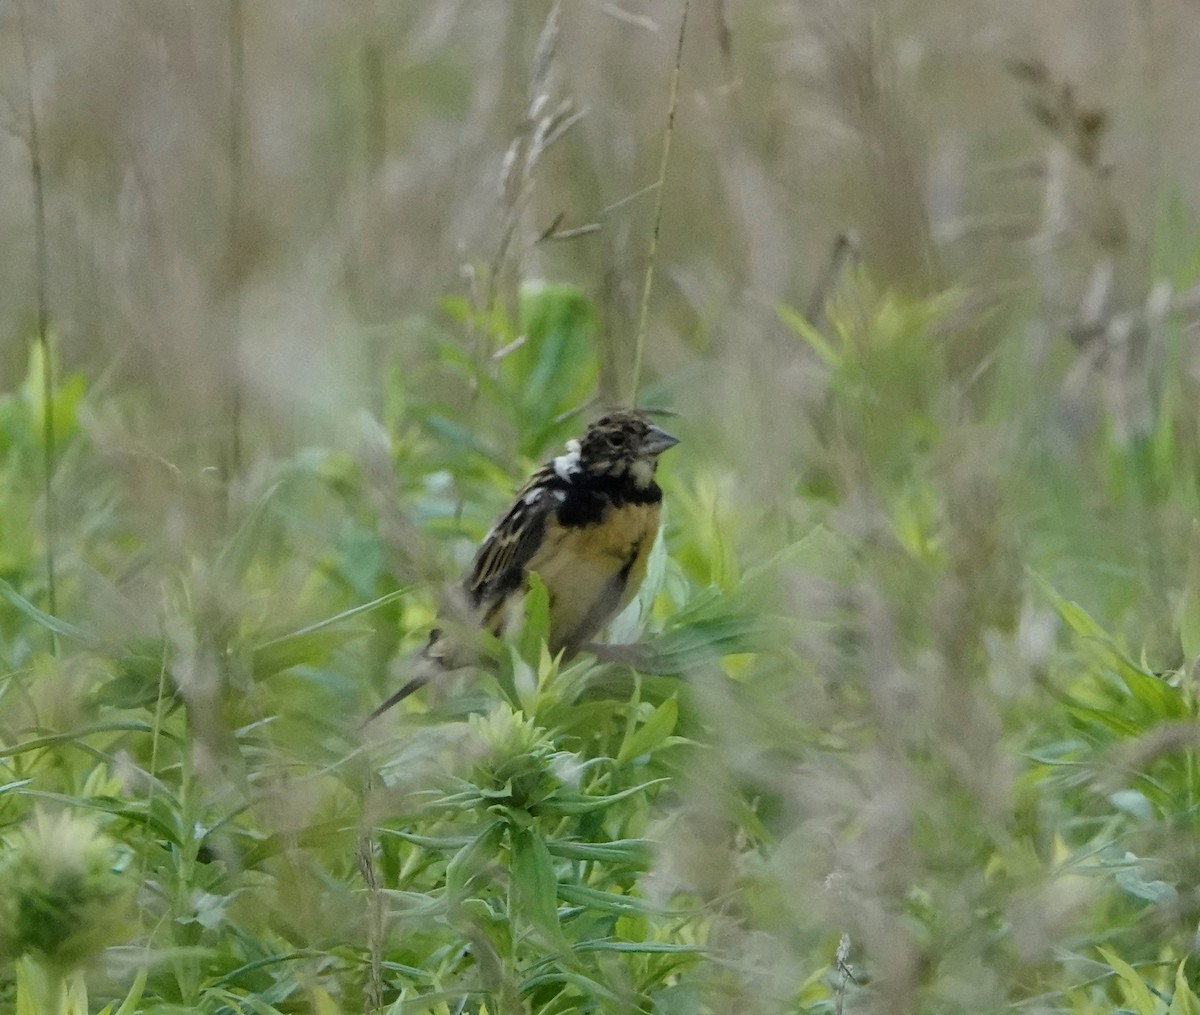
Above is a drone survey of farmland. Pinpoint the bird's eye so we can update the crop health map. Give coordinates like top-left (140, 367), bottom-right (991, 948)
top-left (605, 433), bottom-right (623, 448)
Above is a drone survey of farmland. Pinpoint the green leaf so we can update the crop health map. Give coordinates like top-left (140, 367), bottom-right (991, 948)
top-left (506, 282), bottom-right (599, 440)
top-left (251, 625), bottom-right (372, 679)
top-left (549, 779), bottom-right (668, 814)
top-left (423, 412), bottom-right (507, 466)
top-left (377, 829), bottom-right (474, 851)
top-left (1115, 660), bottom-right (1185, 720)
top-left (239, 819), bottom-right (359, 868)
top-left (1097, 947), bottom-right (1159, 1015)
top-left (9, 789), bottom-right (184, 846)
top-left (618, 696), bottom-right (678, 764)
top-left (510, 826), bottom-right (568, 947)
top-left (1044, 588), bottom-right (1109, 642)
top-left (778, 305), bottom-right (842, 368)
top-left (518, 965), bottom-right (624, 1005)
top-left (544, 838), bottom-right (654, 867)
top-left (90, 646), bottom-right (175, 711)
top-left (249, 588), bottom-right (409, 677)
top-left (1066, 703), bottom-right (1143, 737)
top-left (557, 883), bottom-right (662, 916)
top-left (23, 339), bottom-right (86, 448)
top-left (610, 524), bottom-right (669, 644)
top-left (1030, 571), bottom-right (1122, 652)
top-left (445, 820), bottom-right (505, 901)
top-left (1171, 959), bottom-right (1200, 1015)
top-left (572, 938), bottom-right (704, 955)
top-left (1116, 864), bottom-right (1177, 904)
top-left (0, 578), bottom-right (102, 647)
top-left (110, 966), bottom-right (148, 1015)
top-left (515, 572), bottom-right (552, 663)
top-left (643, 615), bottom-right (765, 673)
top-left (0, 723), bottom-right (166, 760)
top-left (215, 480), bottom-right (287, 581)
top-left (1032, 570), bottom-right (1181, 717)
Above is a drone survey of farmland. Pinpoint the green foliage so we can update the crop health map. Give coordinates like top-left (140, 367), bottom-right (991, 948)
top-left (0, 283), bottom-right (736, 1013)
top-left (0, 809), bottom-right (135, 968)
top-left (0, 809), bottom-right (136, 1015)
top-left (504, 283), bottom-right (600, 454)
top-left (433, 281), bottom-right (600, 466)
top-left (6, 196), bottom-right (1200, 1014)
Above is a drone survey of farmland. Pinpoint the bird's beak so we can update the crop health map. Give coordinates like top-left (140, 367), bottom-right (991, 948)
top-left (640, 424), bottom-right (680, 456)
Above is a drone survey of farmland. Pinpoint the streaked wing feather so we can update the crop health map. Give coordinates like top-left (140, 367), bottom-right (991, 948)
top-left (466, 467), bottom-right (557, 604)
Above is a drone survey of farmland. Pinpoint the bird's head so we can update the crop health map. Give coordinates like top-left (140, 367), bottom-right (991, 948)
top-left (555, 411), bottom-right (679, 488)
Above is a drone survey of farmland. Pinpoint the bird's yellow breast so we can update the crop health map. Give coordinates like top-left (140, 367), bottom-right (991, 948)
top-left (525, 500), bottom-right (661, 655)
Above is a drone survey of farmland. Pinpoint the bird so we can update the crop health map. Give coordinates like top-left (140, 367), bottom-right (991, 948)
top-left (363, 410), bottom-right (679, 723)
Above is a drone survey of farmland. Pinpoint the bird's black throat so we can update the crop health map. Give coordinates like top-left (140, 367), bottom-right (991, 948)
top-left (556, 470), bottom-right (662, 528)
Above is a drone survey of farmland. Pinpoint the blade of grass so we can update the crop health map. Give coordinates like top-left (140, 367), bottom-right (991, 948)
top-left (0, 578), bottom-right (101, 647)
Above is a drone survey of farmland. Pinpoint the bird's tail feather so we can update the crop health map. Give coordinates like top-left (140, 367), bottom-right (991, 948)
top-left (359, 651), bottom-right (443, 728)
top-left (360, 617), bottom-right (490, 727)
top-left (359, 676), bottom-right (428, 727)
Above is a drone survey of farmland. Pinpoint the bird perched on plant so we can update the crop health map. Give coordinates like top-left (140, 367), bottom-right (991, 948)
top-left (363, 410), bottom-right (679, 723)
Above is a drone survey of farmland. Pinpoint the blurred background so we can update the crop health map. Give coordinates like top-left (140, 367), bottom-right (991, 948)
top-left (4, 2), bottom-right (1200, 1013)
top-left (4, 2), bottom-right (1196, 450)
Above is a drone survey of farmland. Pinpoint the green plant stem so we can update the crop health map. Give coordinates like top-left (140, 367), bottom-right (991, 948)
top-left (16, 0), bottom-right (58, 630)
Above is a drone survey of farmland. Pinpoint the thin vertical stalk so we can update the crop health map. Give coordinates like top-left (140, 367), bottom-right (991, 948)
top-left (16, 0), bottom-right (58, 628)
top-left (356, 41), bottom-right (387, 322)
top-left (226, 0), bottom-right (245, 481)
top-left (357, 818), bottom-right (384, 1010)
top-left (629, 0), bottom-right (688, 408)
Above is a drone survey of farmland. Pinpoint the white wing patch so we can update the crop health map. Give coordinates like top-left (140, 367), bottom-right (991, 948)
top-left (553, 439), bottom-right (582, 480)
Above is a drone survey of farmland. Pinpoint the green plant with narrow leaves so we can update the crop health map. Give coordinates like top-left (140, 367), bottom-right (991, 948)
top-left (7, 226), bottom-right (1200, 1014)
top-left (0, 809), bottom-right (137, 1015)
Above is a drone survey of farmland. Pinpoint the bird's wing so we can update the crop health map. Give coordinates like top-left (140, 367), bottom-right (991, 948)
top-left (465, 467), bottom-right (560, 613)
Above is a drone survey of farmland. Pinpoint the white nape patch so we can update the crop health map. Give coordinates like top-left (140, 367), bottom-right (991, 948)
top-left (553, 439), bottom-right (582, 480)
top-left (553, 490), bottom-right (567, 503)
top-left (630, 458), bottom-right (654, 488)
